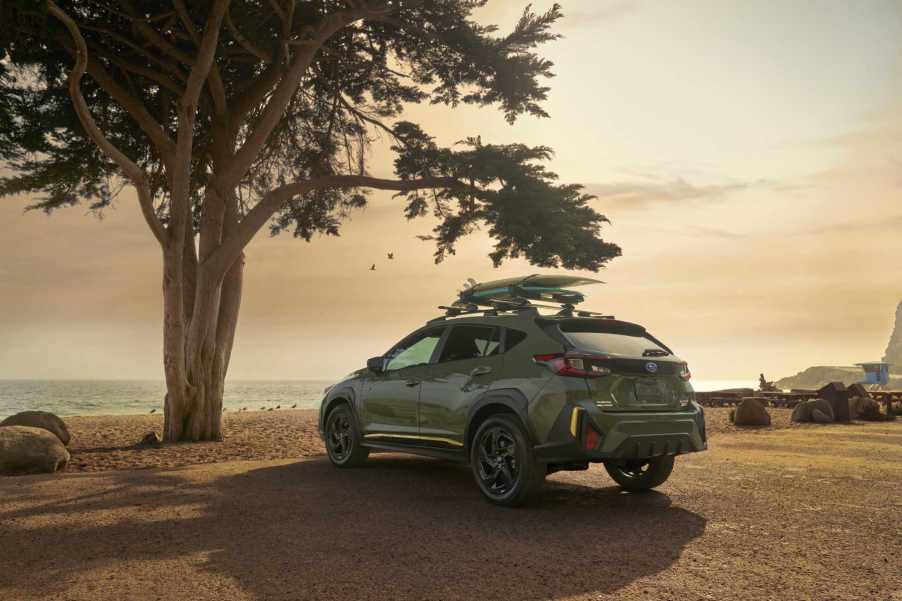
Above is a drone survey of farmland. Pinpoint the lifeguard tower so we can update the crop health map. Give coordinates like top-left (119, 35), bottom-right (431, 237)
top-left (857, 362), bottom-right (890, 387)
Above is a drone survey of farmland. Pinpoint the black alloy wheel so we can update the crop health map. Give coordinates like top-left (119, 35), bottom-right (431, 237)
top-left (604, 455), bottom-right (674, 491)
top-left (325, 405), bottom-right (368, 467)
top-left (470, 414), bottom-right (544, 507)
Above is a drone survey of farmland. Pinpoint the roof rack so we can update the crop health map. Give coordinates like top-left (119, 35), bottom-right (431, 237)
top-left (428, 298), bottom-right (615, 323)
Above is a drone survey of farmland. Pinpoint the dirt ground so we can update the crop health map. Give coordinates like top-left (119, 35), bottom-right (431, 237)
top-left (63, 409), bottom-right (324, 472)
top-left (62, 407), bottom-right (794, 472)
top-left (1, 411), bottom-right (900, 600)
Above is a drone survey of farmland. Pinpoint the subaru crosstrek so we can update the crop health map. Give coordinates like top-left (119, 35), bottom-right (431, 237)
top-left (318, 275), bottom-right (707, 506)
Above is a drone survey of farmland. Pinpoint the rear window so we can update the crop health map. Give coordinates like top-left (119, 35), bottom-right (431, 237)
top-left (439, 325), bottom-right (500, 362)
top-left (504, 329), bottom-right (528, 351)
top-left (560, 329), bottom-right (670, 357)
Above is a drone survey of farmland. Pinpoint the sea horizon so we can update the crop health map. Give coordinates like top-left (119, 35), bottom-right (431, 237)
top-left (0, 377), bottom-right (758, 420)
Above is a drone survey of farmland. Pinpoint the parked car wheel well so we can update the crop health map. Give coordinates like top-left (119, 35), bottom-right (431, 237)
top-left (322, 397), bottom-right (352, 429)
top-left (466, 403), bottom-right (519, 450)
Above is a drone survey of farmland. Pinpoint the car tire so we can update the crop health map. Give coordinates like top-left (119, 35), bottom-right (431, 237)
top-left (470, 414), bottom-right (544, 507)
top-left (604, 455), bottom-right (674, 492)
top-left (324, 404), bottom-right (369, 468)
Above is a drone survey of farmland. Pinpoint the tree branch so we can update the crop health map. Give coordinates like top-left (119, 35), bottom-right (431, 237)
top-left (205, 174), bottom-right (460, 276)
top-left (47, 1), bottom-right (165, 246)
top-left (54, 35), bottom-right (177, 156)
top-left (180, 1), bottom-right (230, 116)
top-left (168, 0), bottom-right (230, 247)
top-left (172, 0), bottom-right (229, 118)
top-left (221, 10), bottom-right (364, 189)
top-left (338, 93), bottom-right (404, 145)
top-left (225, 7), bottom-right (273, 63)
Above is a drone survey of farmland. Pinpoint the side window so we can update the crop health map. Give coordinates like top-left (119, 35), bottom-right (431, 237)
top-left (504, 328), bottom-right (528, 352)
top-left (385, 328), bottom-right (444, 371)
top-left (438, 325), bottom-right (500, 363)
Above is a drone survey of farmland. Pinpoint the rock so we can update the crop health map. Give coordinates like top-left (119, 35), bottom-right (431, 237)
top-left (731, 397), bottom-right (772, 427)
top-left (817, 382), bottom-right (851, 422)
top-left (811, 408), bottom-right (832, 423)
top-left (0, 426), bottom-right (70, 475)
top-left (791, 398), bottom-right (835, 423)
top-left (849, 396), bottom-right (883, 421)
top-left (846, 383), bottom-right (870, 399)
top-left (137, 431), bottom-right (161, 447)
top-left (0, 411), bottom-right (71, 446)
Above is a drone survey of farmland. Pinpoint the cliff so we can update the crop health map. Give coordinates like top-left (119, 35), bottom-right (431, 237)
top-left (775, 300), bottom-right (902, 390)
top-left (883, 301), bottom-right (902, 368)
top-left (774, 366), bottom-right (865, 390)
top-left (775, 365), bottom-right (902, 390)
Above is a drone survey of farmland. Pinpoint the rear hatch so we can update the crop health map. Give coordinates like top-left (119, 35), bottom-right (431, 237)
top-left (547, 318), bottom-right (689, 412)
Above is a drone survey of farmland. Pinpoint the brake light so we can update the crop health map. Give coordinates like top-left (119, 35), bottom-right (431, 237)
top-left (533, 353), bottom-right (612, 378)
top-left (585, 427), bottom-right (601, 450)
top-left (679, 363), bottom-right (691, 381)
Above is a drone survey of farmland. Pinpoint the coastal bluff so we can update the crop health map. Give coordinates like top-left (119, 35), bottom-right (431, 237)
top-left (776, 365), bottom-right (902, 391)
top-left (883, 300), bottom-right (902, 368)
top-left (776, 299), bottom-right (902, 390)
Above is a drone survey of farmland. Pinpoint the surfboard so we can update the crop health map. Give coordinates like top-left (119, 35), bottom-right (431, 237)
top-left (458, 274), bottom-right (603, 306)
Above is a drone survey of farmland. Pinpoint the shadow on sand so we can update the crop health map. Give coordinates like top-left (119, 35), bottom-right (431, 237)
top-left (0, 455), bottom-right (706, 599)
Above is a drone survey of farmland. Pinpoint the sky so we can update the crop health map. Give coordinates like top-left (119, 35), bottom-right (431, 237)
top-left (1, 0), bottom-right (901, 381)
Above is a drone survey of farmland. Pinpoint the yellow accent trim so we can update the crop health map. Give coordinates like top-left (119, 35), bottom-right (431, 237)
top-left (364, 433), bottom-right (464, 447)
top-left (569, 406), bottom-right (582, 437)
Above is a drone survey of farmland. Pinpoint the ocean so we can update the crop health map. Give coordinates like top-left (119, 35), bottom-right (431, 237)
top-left (0, 380), bottom-right (335, 420)
top-left (0, 377), bottom-right (755, 420)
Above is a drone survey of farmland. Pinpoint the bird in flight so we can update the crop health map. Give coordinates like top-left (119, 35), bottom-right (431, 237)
top-left (370, 263), bottom-right (376, 271)
top-left (387, 252), bottom-right (394, 260)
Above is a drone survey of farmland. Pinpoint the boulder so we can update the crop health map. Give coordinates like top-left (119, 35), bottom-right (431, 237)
top-left (0, 411), bottom-right (70, 446)
top-left (849, 396), bottom-right (883, 421)
top-left (846, 383), bottom-right (870, 399)
top-left (791, 398), bottom-right (835, 423)
top-left (817, 382), bottom-right (851, 422)
top-left (811, 409), bottom-right (833, 423)
top-left (0, 426), bottom-right (70, 475)
top-left (730, 397), bottom-right (772, 426)
top-left (137, 431), bottom-right (162, 447)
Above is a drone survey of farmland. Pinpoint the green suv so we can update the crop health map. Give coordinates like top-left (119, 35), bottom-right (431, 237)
top-left (318, 275), bottom-right (707, 506)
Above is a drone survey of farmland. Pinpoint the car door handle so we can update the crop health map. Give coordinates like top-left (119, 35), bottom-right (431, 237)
top-left (405, 378), bottom-right (421, 387)
top-left (470, 366), bottom-right (493, 377)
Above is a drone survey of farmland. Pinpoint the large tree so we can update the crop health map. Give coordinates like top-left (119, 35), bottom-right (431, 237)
top-left (0, 0), bottom-right (621, 441)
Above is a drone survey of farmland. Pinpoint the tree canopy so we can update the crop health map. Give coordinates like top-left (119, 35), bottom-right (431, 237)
top-left (0, 0), bottom-right (621, 271)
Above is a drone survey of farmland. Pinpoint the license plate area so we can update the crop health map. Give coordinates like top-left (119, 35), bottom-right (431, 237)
top-left (634, 379), bottom-right (665, 404)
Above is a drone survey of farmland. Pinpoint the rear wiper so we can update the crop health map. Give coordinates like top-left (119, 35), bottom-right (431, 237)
top-left (642, 349), bottom-right (670, 357)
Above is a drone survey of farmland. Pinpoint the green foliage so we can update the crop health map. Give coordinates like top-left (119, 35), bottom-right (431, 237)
top-left (0, 1), bottom-right (621, 271)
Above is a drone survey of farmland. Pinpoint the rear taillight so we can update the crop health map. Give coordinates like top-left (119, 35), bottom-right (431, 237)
top-left (585, 427), bottom-right (601, 450)
top-left (679, 363), bottom-right (691, 381)
top-left (533, 353), bottom-right (612, 378)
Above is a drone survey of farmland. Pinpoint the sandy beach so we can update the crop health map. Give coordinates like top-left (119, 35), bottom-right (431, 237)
top-left (1, 409), bottom-right (900, 600)
top-left (59, 406), bottom-right (802, 473)
top-left (64, 409), bottom-right (324, 472)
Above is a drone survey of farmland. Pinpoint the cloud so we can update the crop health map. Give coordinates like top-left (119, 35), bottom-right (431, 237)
top-left (583, 178), bottom-right (762, 211)
top-left (562, 1), bottom-right (646, 27)
top-left (797, 214), bottom-right (902, 237)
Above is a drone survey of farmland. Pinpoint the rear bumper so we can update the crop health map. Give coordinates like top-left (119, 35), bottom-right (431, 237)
top-left (533, 402), bottom-right (708, 463)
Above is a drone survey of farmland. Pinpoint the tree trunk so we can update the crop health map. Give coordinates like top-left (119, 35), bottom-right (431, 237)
top-left (162, 243), bottom-right (244, 443)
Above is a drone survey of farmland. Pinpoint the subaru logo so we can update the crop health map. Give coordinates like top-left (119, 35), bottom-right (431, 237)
top-left (645, 362), bottom-right (658, 373)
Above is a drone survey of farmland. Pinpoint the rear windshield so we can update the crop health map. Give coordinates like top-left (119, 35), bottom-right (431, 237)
top-left (560, 329), bottom-right (670, 357)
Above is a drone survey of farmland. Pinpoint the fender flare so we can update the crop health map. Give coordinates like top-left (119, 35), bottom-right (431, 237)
top-left (464, 388), bottom-right (533, 452)
top-left (320, 386), bottom-right (361, 432)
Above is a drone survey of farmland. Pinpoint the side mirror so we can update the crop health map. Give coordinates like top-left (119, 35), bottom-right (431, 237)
top-left (367, 356), bottom-right (385, 374)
